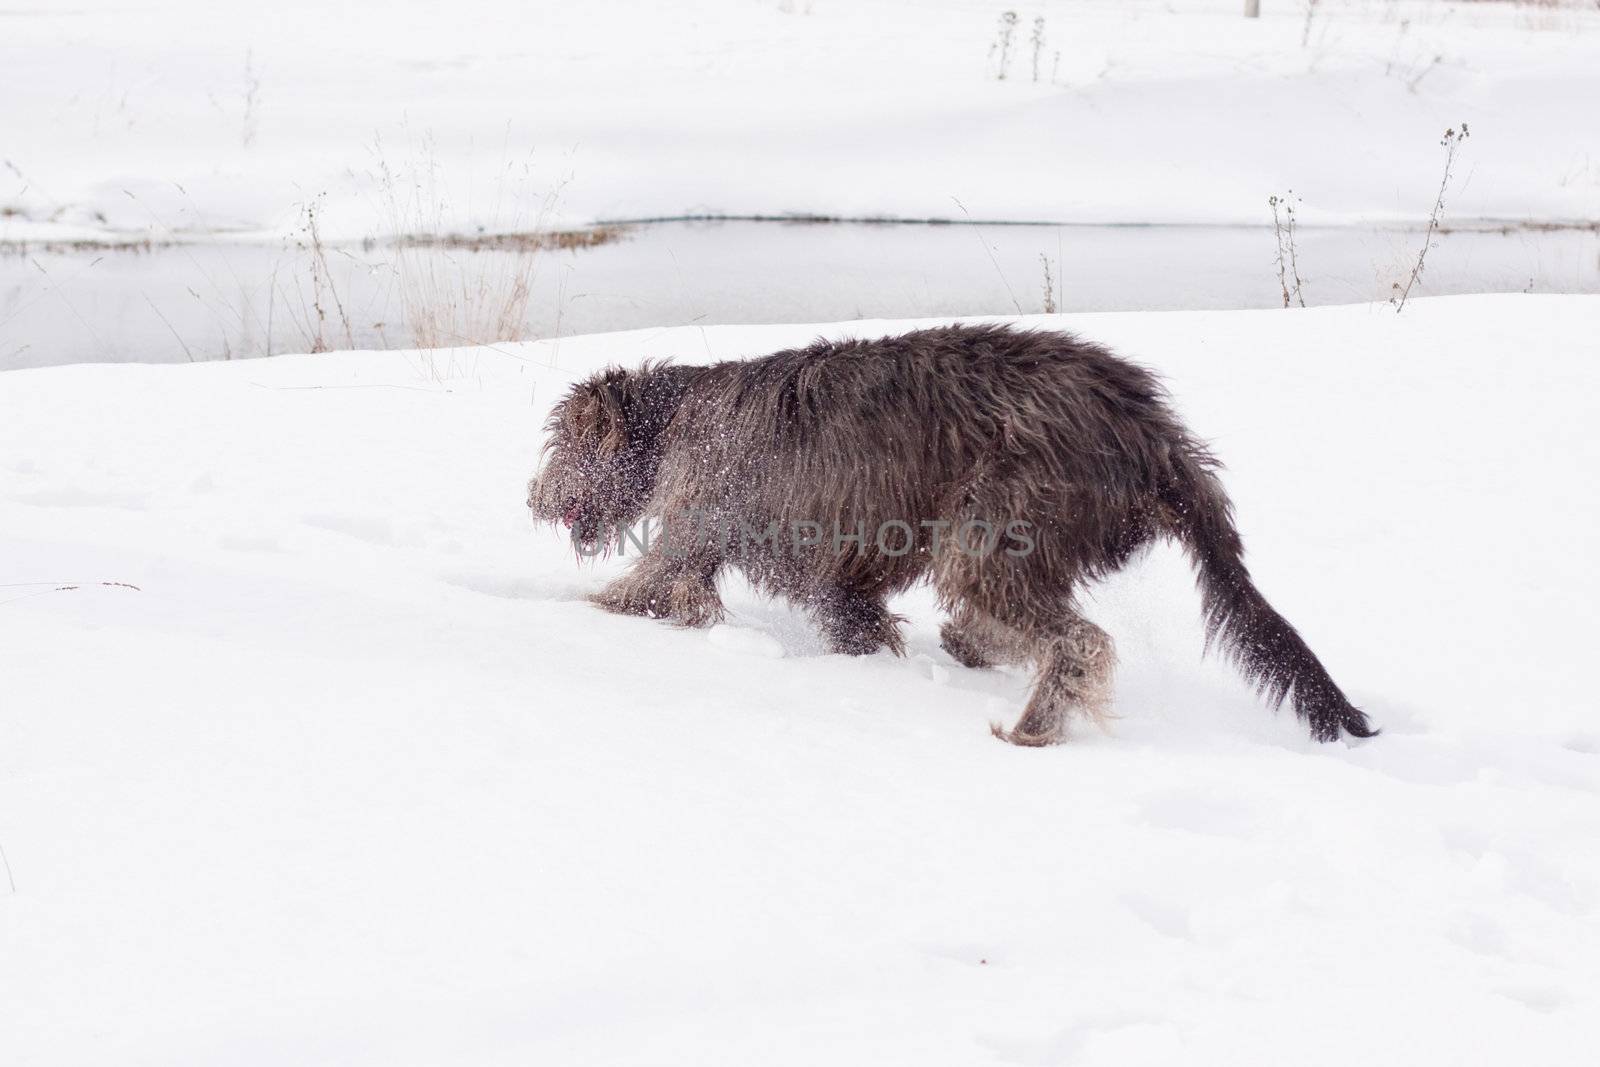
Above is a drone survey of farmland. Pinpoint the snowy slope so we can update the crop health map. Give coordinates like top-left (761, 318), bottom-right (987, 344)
top-left (3, 0), bottom-right (1600, 243)
top-left (3, 296), bottom-right (1599, 1064)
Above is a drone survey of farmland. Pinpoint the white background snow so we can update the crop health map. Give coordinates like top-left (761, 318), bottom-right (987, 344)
top-left (3, 0), bottom-right (1600, 1063)
top-left (4, 0), bottom-right (1600, 240)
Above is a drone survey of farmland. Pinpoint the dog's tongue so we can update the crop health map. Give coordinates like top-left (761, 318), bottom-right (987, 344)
top-left (562, 502), bottom-right (582, 528)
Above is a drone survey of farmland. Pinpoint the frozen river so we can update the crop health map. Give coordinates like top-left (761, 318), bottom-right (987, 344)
top-left (3, 218), bottom-right (1596, 368)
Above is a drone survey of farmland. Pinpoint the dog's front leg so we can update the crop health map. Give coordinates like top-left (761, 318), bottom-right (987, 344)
top-left (591, 545), bottom-right (725, 628)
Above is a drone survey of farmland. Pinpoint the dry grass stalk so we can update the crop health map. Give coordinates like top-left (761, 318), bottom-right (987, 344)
top-left (374, 140), bottom-right (562, 361)
top-left (1393, 123), bottom-right (1469, 314)
top-left (1269, 192), bottom-right (1306, 308)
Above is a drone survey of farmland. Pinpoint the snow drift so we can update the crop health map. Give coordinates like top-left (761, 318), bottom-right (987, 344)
top-left (2, 296), bottom-right (1598, 1064)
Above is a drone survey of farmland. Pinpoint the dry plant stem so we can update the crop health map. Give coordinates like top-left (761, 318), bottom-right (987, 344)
top-left (123, 185), bottom-right (273, 355)
top-left (1270, 199), bottom-right (1290, 307)
top-left (265, 262), bottom-right (277, 358)
top-left (1056, 228), bottom-right (1064, 310)
top-left (1286, 201), bottom-right (1305, 307)
top-left (372, 136), bottom-right (558, 366)
top-left (1040, 253), bottom-right (1057, 313)
top-left (1268, 194), bottom-right (1304, 308)
top-left (1395, 124), bottom-right (1469, 314)
top-left (952, 196), bottom-right (1022, 314)
top-left (302, 199), bottom-right (354, 352)
top-left (241, 51), bottom-right (260, 148)
top-left (29, 256), bottom-right (111, 357)
top-left (1302, 0), bottom-right (1320, 48)
top-left (0, 579), bottom-right (142, 608)
top-left (993, 11), bottom-right (1018, 80)
top-left (145, 294), bottom-right (195, 361)
top-left (1407, 54), bottom-right (1443, 93)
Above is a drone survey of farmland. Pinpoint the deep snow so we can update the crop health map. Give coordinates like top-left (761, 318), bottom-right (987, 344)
top-left (4, 0), bottom-right (1600, 243)
top-left (3, 296), bottom-right (1598, 1064)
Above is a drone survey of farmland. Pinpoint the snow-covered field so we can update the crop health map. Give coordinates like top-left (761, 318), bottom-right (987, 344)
top-left (3, 296), bottom-right (1598, 1064)
top-left (4, 0), bottom-right (1600, 243)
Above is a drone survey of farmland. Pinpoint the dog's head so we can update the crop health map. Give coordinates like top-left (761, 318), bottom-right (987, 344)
top-left (527, 364), bottom-right (687, 554)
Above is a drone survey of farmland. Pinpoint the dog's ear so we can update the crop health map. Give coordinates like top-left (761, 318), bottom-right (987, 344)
top-left (564, 369), bottom-right (632, 456)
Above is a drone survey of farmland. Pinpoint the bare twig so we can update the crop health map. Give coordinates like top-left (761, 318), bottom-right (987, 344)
top-left (1268, 192), bottom-right (1306, 308)
top-left (0, 580), bottom-right (142, 608)
top-left (1394, 124), bottom-right (1469, 314)
top-left (952, 197), bottom-right (1022, 315)
top-left (144, 294), bottom-right (196, 362)
top-left (298, 195), bottom-right (355, 352)
top-left (266, 261), bottom-right (277, 358)
top-left (1286, 202), bottom-right (1306, 306)
top-left (1407, 54), bottom-right (1443, 94)
top-left (242, 51), bottom-right (261, 148)
top-left (991, 11), bottom-right (1019, 80)
top-left (29, 256), bottom-right (112, 358)
top-left (0, 580), bottom-right (142, 588)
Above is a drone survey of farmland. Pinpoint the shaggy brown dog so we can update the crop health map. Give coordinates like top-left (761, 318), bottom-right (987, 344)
top-left (527, 324), bottom-right (1376, 746)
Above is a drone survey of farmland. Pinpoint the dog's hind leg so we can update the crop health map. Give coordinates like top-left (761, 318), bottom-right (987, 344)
top-left (984, 609), bottom-right (1115, 745)
top-left (931, 488), bottom-right (1117, 745)
top-left (939, 590), bottom-right (1116, 745)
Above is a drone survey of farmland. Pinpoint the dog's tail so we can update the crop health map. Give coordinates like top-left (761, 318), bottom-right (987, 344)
top-left (1157, 444), bottom-right (1377, 742)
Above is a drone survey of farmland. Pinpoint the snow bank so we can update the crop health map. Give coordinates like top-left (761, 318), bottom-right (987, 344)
top-left (4, 0), bottom-right (1599, 243)
top-left (2, 296), bottom-right (1598, 1063)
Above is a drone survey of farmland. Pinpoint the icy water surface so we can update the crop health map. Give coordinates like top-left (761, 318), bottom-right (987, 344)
top-left (3, 219), bottom-right (1596, 368)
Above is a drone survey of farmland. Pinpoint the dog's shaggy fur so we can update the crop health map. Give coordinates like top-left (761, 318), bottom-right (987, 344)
top-left (527, 324), bottom-right (1377, 746)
